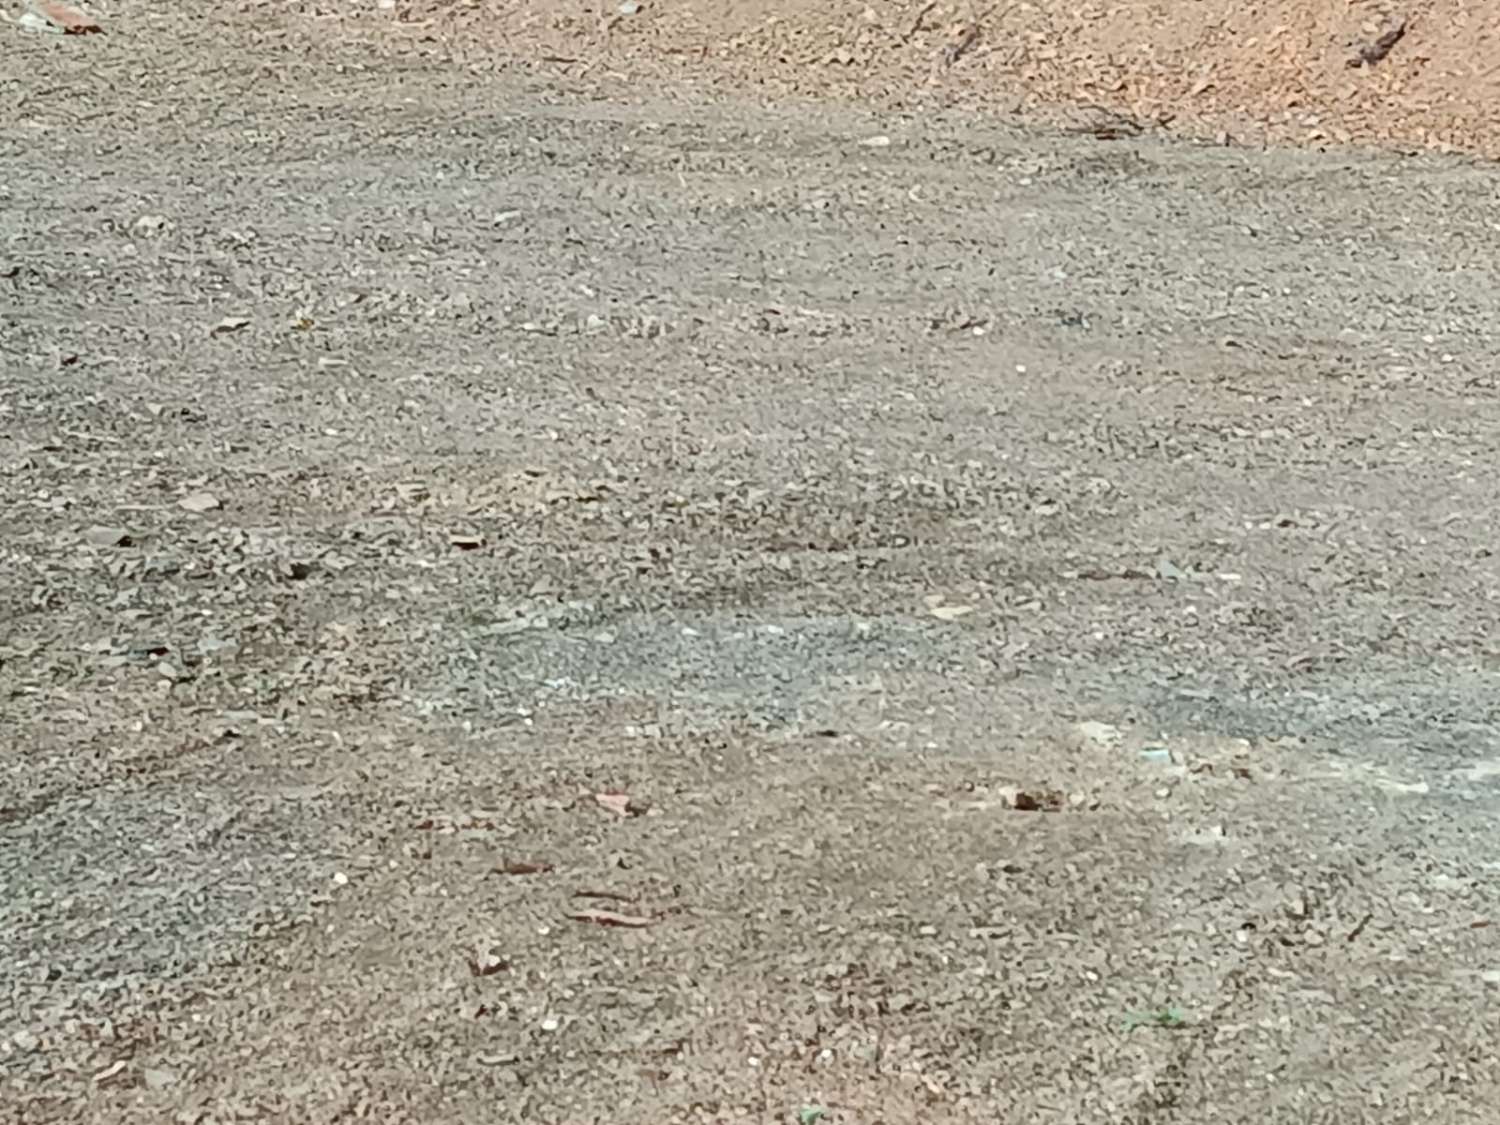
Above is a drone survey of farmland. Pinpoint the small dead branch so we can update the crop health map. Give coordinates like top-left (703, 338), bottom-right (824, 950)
top-left (1345, 912), bottom-right (1373, 943)
top-left (903, 0), bottom-right (936, 44)
top-left (567, 908), bottom-right (654, 928)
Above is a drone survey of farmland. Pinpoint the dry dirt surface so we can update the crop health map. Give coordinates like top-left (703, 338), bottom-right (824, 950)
top-left (358, 0), bottom-right (1500, 158)
top-left (5, 4), bottom-right (1500, 1124)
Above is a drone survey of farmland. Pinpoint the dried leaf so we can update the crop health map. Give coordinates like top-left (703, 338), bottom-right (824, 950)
top-left (82, 525), bottom-right (132, 548)
top-left (1350, 18), bottom-right (1407, 67)
top-left (465, 950), bottom-right (509, 977)
top-left (178, 490), bottom-right (221, 513)
top-left (594, 791), bottom-right (648, 816)
top-left (210, 316), bottom-right (251, 335)
top-left (595, 791), bottom-right (631, 816)
top-left (1000, 786), bottom-right (1065, 812)
top-left (25, 1), bottom-right (101, 34)
top-left (929, 603), bottom-right (975, 621)
top-left (567, 909), bottom-right (654, 928)
top-left (1076, 720), bottom-right (1122, 747)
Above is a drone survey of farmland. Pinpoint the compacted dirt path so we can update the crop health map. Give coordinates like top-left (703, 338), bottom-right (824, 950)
top-left (3, 7), bottom-right (1500, 1123)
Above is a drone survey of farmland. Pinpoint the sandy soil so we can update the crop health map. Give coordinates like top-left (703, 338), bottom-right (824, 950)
top-left (3, 3), bottom-right (1500, 1123)
top-left (361, 0), bottom-right (1500, 157)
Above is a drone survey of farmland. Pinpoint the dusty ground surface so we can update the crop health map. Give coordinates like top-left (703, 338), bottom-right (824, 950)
top-left (5, 4), bottom-right (1500, 1124)
top-left (348, 0), bottom-right (1500, 158)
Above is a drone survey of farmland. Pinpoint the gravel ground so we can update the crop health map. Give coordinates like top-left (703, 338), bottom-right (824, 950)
top-left (3, 7), bottom-right (1500, 1123)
